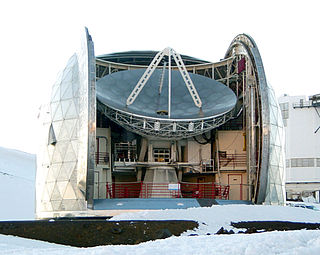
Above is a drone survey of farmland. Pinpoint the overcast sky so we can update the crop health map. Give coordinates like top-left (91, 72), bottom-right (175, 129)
top-left (0, 0), bottom-right (319, 154)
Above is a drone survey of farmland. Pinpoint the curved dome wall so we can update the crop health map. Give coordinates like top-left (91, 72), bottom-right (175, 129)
top-left (225, 34), bottom-right (286, 205)
top-left (36, 28), bottom-right (96, 218)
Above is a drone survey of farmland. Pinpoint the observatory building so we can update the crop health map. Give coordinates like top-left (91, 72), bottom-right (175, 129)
top-left (36, 29), bottom-right (285, 218)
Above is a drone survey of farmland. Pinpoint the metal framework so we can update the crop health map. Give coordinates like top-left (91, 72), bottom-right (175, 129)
top-left (97, 101), bottom-right (233, 139)
top-left (96, 56), bottom-right (240, 99)
top-left (126, 47), bottom-right (202, 109)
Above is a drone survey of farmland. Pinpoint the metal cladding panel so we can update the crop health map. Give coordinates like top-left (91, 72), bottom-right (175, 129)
top-left (77, 27), bottom-right (96, 209)
top-left (250, 46), bottom-right (271, 204)
top-left (36, 28), bottom-right (96, 218)
top-left (249, 44), bottom-right (285, 205)
top-left (97, 69), bottom-right (236, 120)
top-left (261, 82), bottom-right (286, 205)
top-left (36, 54), bottom-right (85, 217)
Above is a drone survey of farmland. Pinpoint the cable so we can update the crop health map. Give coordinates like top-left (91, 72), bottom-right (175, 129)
top-left (202, 132), bottom-right (211, 143)
top-left (193, 135), bottom-right (209, 145)
top-left (223, 131), bottom-right (242, 150)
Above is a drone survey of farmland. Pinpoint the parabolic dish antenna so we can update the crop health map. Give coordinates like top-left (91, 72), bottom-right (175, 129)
top-left (97, 69), bottom-right (236, 119)
top-left (96, 50), bottom-right (237, 139)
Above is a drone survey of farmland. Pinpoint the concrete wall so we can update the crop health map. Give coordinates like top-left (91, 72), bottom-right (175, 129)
top-left (187, 140), bottom-right (211, 172)
top-left (187, 140), bottom-right (211, 163)
top-left (217, 130), bottom-right (246, 171)
top-left (217, 130), bottom-right (245, 154)
top-left (94, 128), bottom-right (112, 199)
top-left (96, 128), bottom-right (110, 154)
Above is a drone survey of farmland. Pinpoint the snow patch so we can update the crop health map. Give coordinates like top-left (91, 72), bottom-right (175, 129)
top-left (0, 146), bottom-right (36, 220)
top-left (112, 205), bottom-right (320, 235)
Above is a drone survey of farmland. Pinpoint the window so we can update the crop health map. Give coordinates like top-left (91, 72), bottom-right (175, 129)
top-left (303, 158), bottom-right (314, 167)
top-left (286, 159), bottom-right (290, 168)
top-left (291, 158), bottom-right (298, 167)
top-left (154, 148), bottom-right (170, 162)
top-left (317, 158), bottom-right (320, 167)
top-left (279, 103), bottom-right (289, 120)
top-left (114, 143), bottom-right (137, 161)
top-left (300, 99), bottom-right (304, 107)
top-left (291, 158), bottom-right (315, 167)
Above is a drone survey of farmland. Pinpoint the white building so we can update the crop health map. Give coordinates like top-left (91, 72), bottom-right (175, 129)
top-left (278, 94), bottom-right (320, 201)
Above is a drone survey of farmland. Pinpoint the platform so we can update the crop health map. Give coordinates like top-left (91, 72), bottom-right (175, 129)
top-left (93, 198), bottom-right (252, 210)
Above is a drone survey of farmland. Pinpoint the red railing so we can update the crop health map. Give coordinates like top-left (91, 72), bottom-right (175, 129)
top-left (106, 182), bottom-right (230, 199)
top-left (140, 183), bottom-right (181, 198)
top-left (180, 182), bottom-right (229, 199)
top-left (95, 152), bottom-right (109, 165)
top-left (106, 182), bottom-right (140, 198)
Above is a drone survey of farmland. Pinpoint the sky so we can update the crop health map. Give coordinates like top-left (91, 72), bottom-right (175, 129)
top-left (0, 0), bottom-right (319, 154)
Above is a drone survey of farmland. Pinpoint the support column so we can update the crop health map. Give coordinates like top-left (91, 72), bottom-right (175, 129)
top-left (106, 127), bottom-right (112, 184)
top-left (137, 138), bottom-right (148, 182)
top-left (247, 76), bottom-right (257, 202)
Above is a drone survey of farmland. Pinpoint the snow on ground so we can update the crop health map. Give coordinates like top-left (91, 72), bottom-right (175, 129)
top-left (1, 205), bottom-right (320, 254)
top-left (0, 146), bottom-right (36, 220)
top-left (112, 204), bottom-right (320, 235)
top-left (1, 229), bottom-right (320, 255)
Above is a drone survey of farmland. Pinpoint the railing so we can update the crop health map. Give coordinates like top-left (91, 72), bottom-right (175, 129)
top-left (181, 182), bottom-right (229, 199)
top-left (106, 182), bottom-right (141, 199)
top-left (140, 183), bottom-right (181, 198)
top-left (201, 159), bottom-right (214, 172)
top-left (95, 152), bottom-right (109, 165)
top-left (106, 182), bottom-right (230, 199)
top-left (114, 142), bottom-right (137, 162)
top-left (292, 101), bottom-right (312, 108)
top-left (219, 153), bottom-right (246, 169)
